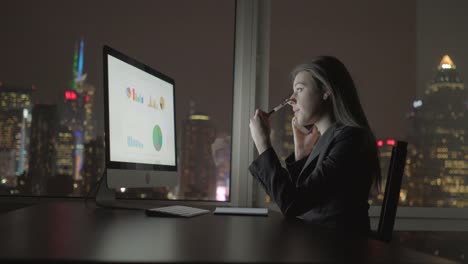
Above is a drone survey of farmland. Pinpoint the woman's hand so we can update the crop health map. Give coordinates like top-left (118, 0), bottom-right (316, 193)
top-left (292, 117), bottom-right (320, 161)
top-left (249, 109), bottom-right (271, 155)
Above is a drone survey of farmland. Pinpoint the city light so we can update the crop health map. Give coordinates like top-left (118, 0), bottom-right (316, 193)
top-left (216, 186), bottom-right (227, 201)
top-left (1, 179), bottom-right (6, 184)
top-left (65, 90), bottom-right (77, 101)
top-left (413, 100), bottom-right (423, 108)
top-left (386, 139), bottom-right (396, 146)
top-left (167, 192), bottom-right (175, 199)
top-left (377, 140), bottom-right (383, 147)
top-left (439, 54), bottom-right (456, 69)
top-left (77, 38), bottom-right (84, 80)
top-left (189, 114), bottom-right (210, 121)
top-left (23, 109), bottom-right (28, 118)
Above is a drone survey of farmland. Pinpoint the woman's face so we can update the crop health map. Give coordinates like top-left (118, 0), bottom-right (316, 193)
top-left (289, 71), bottom-right (326, 126)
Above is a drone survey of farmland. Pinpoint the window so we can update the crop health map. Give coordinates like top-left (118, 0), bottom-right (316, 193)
top-left (0, 0), bottom-right (235, 201)
top-left (256, 0), bottom-right (468, 210)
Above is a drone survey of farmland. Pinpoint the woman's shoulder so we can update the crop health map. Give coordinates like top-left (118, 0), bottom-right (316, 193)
top-left (333, 123), bottom-right (373, 142)
top-left (334, 123), bottom-right (369, 134)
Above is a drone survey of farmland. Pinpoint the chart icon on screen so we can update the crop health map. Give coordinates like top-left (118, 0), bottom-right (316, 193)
top-left (160, 96), bottom-right (165, 110)
top-left (153, 125), bottom-right (163, 151)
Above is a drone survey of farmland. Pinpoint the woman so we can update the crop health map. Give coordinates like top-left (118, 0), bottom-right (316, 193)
top-left (249, 56), bottom-right (381, 234)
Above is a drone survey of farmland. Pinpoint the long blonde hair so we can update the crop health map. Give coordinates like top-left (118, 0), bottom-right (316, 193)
top-left (291, 56), bottom-right (382, 191)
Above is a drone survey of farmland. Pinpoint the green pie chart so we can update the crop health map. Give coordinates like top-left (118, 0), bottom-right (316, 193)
top-left (152, 125), bottom-right (163, 151)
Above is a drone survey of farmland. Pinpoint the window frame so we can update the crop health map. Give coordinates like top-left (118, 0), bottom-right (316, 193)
top-left (248, 0), bottom-right (468, 231)
top-left (0, 0), bottom-right (256, 208)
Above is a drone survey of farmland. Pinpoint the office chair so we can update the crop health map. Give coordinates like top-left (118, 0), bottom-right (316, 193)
top-left (374, 141), bottom-right (408, 242)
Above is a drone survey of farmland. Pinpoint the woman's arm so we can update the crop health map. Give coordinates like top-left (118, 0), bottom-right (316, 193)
top-left (250, 126), bottom-right (370, 216)
top-left (249, 148), bottom-right (307, 197)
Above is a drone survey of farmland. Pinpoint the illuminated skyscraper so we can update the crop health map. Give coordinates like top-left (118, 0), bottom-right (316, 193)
top-left (28, 104), bottom-right (58, 195)
top-left (82, 137), bottom-right (105, 194)
top-left (55, 129), bottom-right (75, 177)
top-left (178, 103), bottom-right (217, 200)
top-left (410, 55), bottom-right (468, 207)
top-left (60, 38), bottom-right (96, 182)
top-left (211, 134), bottom-right (231, 201)
top-left (0, 83), bottom-right (33, 188)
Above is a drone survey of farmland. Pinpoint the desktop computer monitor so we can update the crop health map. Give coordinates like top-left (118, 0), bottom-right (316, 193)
top-left (103, 45), bottom-right (177, 189)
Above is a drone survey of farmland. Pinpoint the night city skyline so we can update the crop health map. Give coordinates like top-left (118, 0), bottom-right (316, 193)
top-left (1, 1), bottom-right (467, 140)
top-left (0, 0), bottom-right (236, 137)
top-left (1, 0), bottom-right (467, 202)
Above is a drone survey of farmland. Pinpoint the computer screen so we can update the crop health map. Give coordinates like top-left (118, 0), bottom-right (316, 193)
top-left (103, 46), bottom-right (177, 189)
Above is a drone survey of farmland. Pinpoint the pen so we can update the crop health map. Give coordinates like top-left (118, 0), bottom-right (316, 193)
top-left (268, 98), bottom-right (291, 116)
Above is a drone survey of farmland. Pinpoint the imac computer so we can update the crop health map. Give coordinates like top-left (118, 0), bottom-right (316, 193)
top-left (97, 45), bottom-right (177, 206)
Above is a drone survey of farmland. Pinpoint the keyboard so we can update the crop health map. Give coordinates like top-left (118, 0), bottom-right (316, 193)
top-left (145, 205), bottom-right (210, 218)
top-left (214, 207), bottom-right (268, 216)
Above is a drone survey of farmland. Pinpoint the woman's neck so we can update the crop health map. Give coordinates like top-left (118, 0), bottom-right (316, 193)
top-left (315, 113), bottom-right (333, 135)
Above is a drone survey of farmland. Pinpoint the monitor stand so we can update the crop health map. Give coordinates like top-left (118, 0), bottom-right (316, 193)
top-left (94, 172), bottom-right (160, 210)
top-left (95, 171), bottom-right (117, 207)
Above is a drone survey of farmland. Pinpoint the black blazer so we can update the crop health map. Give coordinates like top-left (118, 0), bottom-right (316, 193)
top-left (249, 123), bottom-right (378, 233)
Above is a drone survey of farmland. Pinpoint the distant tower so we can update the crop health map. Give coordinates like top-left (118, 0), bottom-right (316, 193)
top-left (211, 134), bottom-right (231, 201)
top-left (74, 39), bottom-right (96, 143)
top-left (178, 101), bottom-right (217, 200)
top-left (28, 104), bottom-right (58, 195)
top-left (55, 129), bottom-right (75, 177)
top-left (410, 55), bottom-right (468, 207)
top-left (0, 83), bottom-right (33, 188)
top-left (60, 38), bottom-right (96, 184)
top-left (82, 137), bottom-right (105, 194)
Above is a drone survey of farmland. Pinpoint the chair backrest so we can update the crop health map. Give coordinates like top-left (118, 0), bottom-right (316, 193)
top-left (377, 141), bottom-right (408, 242)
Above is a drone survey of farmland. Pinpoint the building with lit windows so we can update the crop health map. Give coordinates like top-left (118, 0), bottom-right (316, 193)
top-left (60, 38), bottom-right (96, 183)
top-left (408, 55), bottom-right (468, 207)
top-left (0, 83), bottom-right (33, 188)
top-left (211, 134), bottom-right (231, 201)
top-left (82, 137), bottom-right (105, 195)
top-left (55, 129), bottom-right (75, 177)
top-left (402, 143), bottom-right (426, 206)
top-left (178, 103), bottom-right (217, 200)
top-left (28, 104), bottom-right (58, 195)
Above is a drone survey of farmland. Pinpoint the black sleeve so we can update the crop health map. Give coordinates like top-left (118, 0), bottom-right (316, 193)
top-left (249, 127), bottom-right (369, 216)
top-left (249, 148), bottom-right (308, 197)
top-left (285, 152), bottom-right (308, 183)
